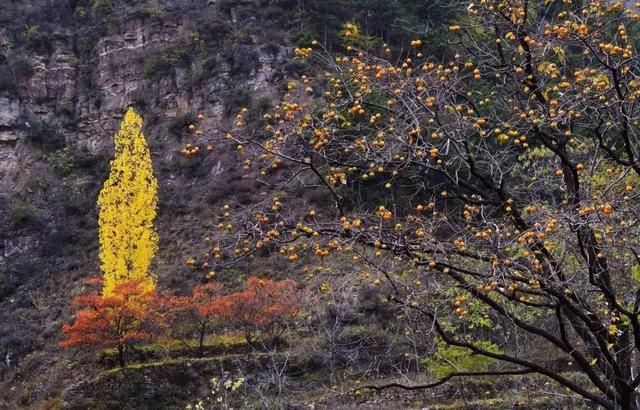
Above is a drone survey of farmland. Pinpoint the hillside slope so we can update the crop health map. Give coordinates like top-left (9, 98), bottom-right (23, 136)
top-left (0, 1), bottom-right (297, 406)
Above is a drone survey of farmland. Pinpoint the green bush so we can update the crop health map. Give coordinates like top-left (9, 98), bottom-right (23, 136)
top-left (143, 44), bottom-right (192, 81)
top-left (422, 339), bottom-right (500, 379)
top-left (21, 117), bottom-right (67, 151)
top-left (21, 25), bottom-right (51, 53)
top-left (91, 0), bottom-right (115, 20)
top-left (44, 147), bottom-right (76, 176)
top-left (8, 197), bottom-right (42, 229)
top-left (72, 147), bottom-right (109, 179)
top-left (297, 0), bottom-right (463, 55)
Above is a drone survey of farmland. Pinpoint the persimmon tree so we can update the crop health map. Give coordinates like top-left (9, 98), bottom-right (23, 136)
top-left (184, 0), bottom-right (640, 406)
top-left (219, 277), bottom-right (301, 346)
top-left (60, 279), bottom-right (158, 368)
top-left (168, 282), bottom-right (226, 356)
top-left (98, 107), bottom-right (158, 296)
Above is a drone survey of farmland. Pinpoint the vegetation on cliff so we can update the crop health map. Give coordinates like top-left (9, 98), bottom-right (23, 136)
top-left (4, 0), bottom-right (640, 409)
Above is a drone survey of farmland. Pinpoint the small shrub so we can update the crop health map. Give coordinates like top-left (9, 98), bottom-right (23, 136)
top-left (135, 5), bottom-right (167, 19)
top-left (0, 273), bottom-right (8, 299)
top-left (168, 112), bottom-right (196, 136)
top-left (224, 46), bottom-right (260, 76)
top-left (223, 85), bottom-right (252, 116)
top-left (9, 57), bottom-right (34, 79)
top-left (21, 25), bottom-right (51, 53)
top-left (195, 18), bottom-right (231, 44)
top-left (73, 148), bottom-right (109, 179)
top-left (91, 0), bottom-right (115, 21)
top-left (74, 5), bottom-right (88, 18)
top-left (129, 86), bottom-right (153, 110)
top-left (191, 55), bottom-right (220, 85)
top-left (217, 276), bottom-right (301, 345)
top-left (0, 64), bottom-right (17, 93)
top-left (261, 42), bottom-right (282, 58)
top-left (245, 95), bottom-right (271, 125)
top-left (212, 268), bottom-right (246, 289)
top-left (21, 25), bottom-right (40, 41)
top-left (184, 374), bottom-right (245, 410)
top-left (177, 154), bottom-right (209, 178)
top-left (8, 197), bottom-right (42, 229)
top-left (143, 44), bottom-right (192, 81)
top-left (20, 117), bottom-right (67, 151)
top-left (44, 147), bottom-right (76, 176)
top-left (423, 339), bottom-right (501, 379)
top-left (143, 55), bottom-right (174, 80)
top-left (293, 31), bottom-right (315, 47)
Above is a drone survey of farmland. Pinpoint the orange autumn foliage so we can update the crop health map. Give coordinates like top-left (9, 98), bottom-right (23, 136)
top-left (60, 279), bottom-right (158, 367)
top-left (168, 282), bottom-right (226, 354)
top-left (218, 277), bottom-right (300, 344)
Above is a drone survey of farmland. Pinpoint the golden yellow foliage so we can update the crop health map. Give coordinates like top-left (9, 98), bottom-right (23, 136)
top-left (98, 108), bottom-right (158, 296)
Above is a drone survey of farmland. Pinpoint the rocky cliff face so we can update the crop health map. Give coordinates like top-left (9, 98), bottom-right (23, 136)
top-left (0, 1), bottom-right (296, 405)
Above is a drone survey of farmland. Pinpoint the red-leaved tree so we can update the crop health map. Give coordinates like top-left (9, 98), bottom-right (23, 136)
top-left (60, 278), bottom-right (157, 367)
top-left (219, 277), bottom-right (300, 346)
top-left (168, 281), bottom-right (226, 355)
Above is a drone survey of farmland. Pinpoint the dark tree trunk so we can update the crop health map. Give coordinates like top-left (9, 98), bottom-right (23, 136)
top-left (619, 390), bottom-right (638, 410)
top-left (117, 344), bottom-right (126, 368)
top-left (199, 324), bottom-right (206, 357)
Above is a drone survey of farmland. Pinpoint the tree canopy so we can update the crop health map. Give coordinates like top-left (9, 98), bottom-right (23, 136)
top-left (60, 278), bottom-right (157, 368)
top-left (184, 0), bottom-right (640, 407)
top-left (98, 107), bottom-right (158, 296)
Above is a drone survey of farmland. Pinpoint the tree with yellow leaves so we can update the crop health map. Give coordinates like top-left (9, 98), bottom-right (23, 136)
top-left (98, 107), bottom-right (158, 296)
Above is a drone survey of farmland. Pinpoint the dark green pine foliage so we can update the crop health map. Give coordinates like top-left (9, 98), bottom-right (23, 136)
top-left (296, 0), bottom-right (462, 56)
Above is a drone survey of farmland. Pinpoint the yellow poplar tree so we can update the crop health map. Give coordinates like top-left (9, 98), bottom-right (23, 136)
top-left (98, 107), bottom-right (158, 296)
